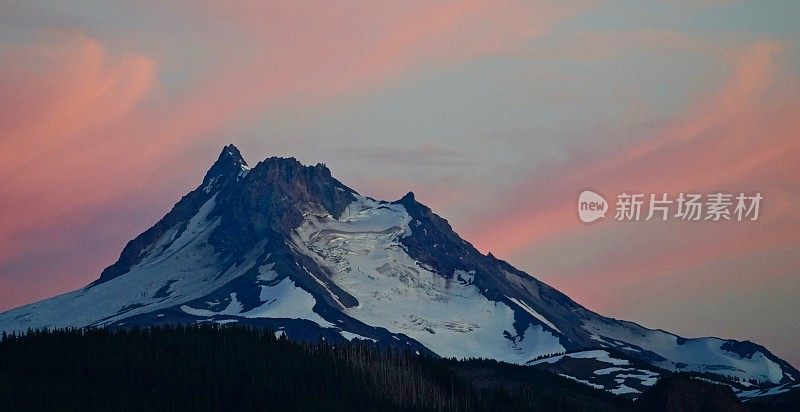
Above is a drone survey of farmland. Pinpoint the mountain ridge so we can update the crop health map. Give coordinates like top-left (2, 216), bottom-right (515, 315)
top-left (1, 144), bottom-right (795, 398)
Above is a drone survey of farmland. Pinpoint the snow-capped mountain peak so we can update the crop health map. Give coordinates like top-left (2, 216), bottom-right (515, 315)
top-left (0, 146), bottom-right (795, 395)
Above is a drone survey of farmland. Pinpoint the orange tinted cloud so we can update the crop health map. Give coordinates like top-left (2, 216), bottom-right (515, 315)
top-left (0, 2), bottom-right (591, 310)
top-left (455, 40), bottom-right (800, 370)
top-left (468, 41), bottom-right (800, 273)
top-left (0, 33), bottom-right (157, 261)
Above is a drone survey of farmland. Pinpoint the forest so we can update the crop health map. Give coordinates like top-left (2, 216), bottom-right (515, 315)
top-left (0, 325), bottom-right (787, 411)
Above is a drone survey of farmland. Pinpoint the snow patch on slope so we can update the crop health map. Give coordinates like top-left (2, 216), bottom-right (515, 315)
top-left (582, 321), bottom-right (787, 383)
top-left (531, 350), bottom-right (660, 396)
top-left (244, 278), bottom-right (334, 327)
top-left (0, 196), bottom-right (256, 332)
top-left (291, 195), bottom-right (564, 363)
top-left (507, 295), bottom-right (562, 333)
top-left (340, 330), bottom-right (377, 342)
top-left (530, 349), bottom-right (630, 366)
top-left (180, 277), bottom-right (334, 328)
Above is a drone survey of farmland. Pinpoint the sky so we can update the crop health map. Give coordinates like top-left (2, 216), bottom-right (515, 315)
top-left (0, 1), bottom-right (798, 366)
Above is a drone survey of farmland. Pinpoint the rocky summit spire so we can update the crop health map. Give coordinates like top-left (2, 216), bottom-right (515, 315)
top-left (203, 144), bottom-right (248, 185)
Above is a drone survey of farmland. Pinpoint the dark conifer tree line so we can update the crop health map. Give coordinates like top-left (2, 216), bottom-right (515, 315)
top-left (0, 325), bottom-right (698, 411)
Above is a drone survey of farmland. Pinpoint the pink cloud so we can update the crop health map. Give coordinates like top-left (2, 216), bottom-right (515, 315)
top-left (465, 39), bottom-right (797, 251)
top-left (462, 39), bottom-right (800, 312)
top-left (0, 2), bottom-right (591, 309)
top-left (0, 34), bottom-right (157, 261)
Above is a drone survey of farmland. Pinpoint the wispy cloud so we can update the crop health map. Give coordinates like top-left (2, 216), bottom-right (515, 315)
top-left (0, 1), bottom-right (590, 309)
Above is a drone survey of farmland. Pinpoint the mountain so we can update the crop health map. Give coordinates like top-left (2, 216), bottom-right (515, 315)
top-left (0, 145), bottom-right (796, 397)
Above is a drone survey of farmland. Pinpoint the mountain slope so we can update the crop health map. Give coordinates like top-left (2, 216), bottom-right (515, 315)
top-left (0, 145), bottom-right (795, 391)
